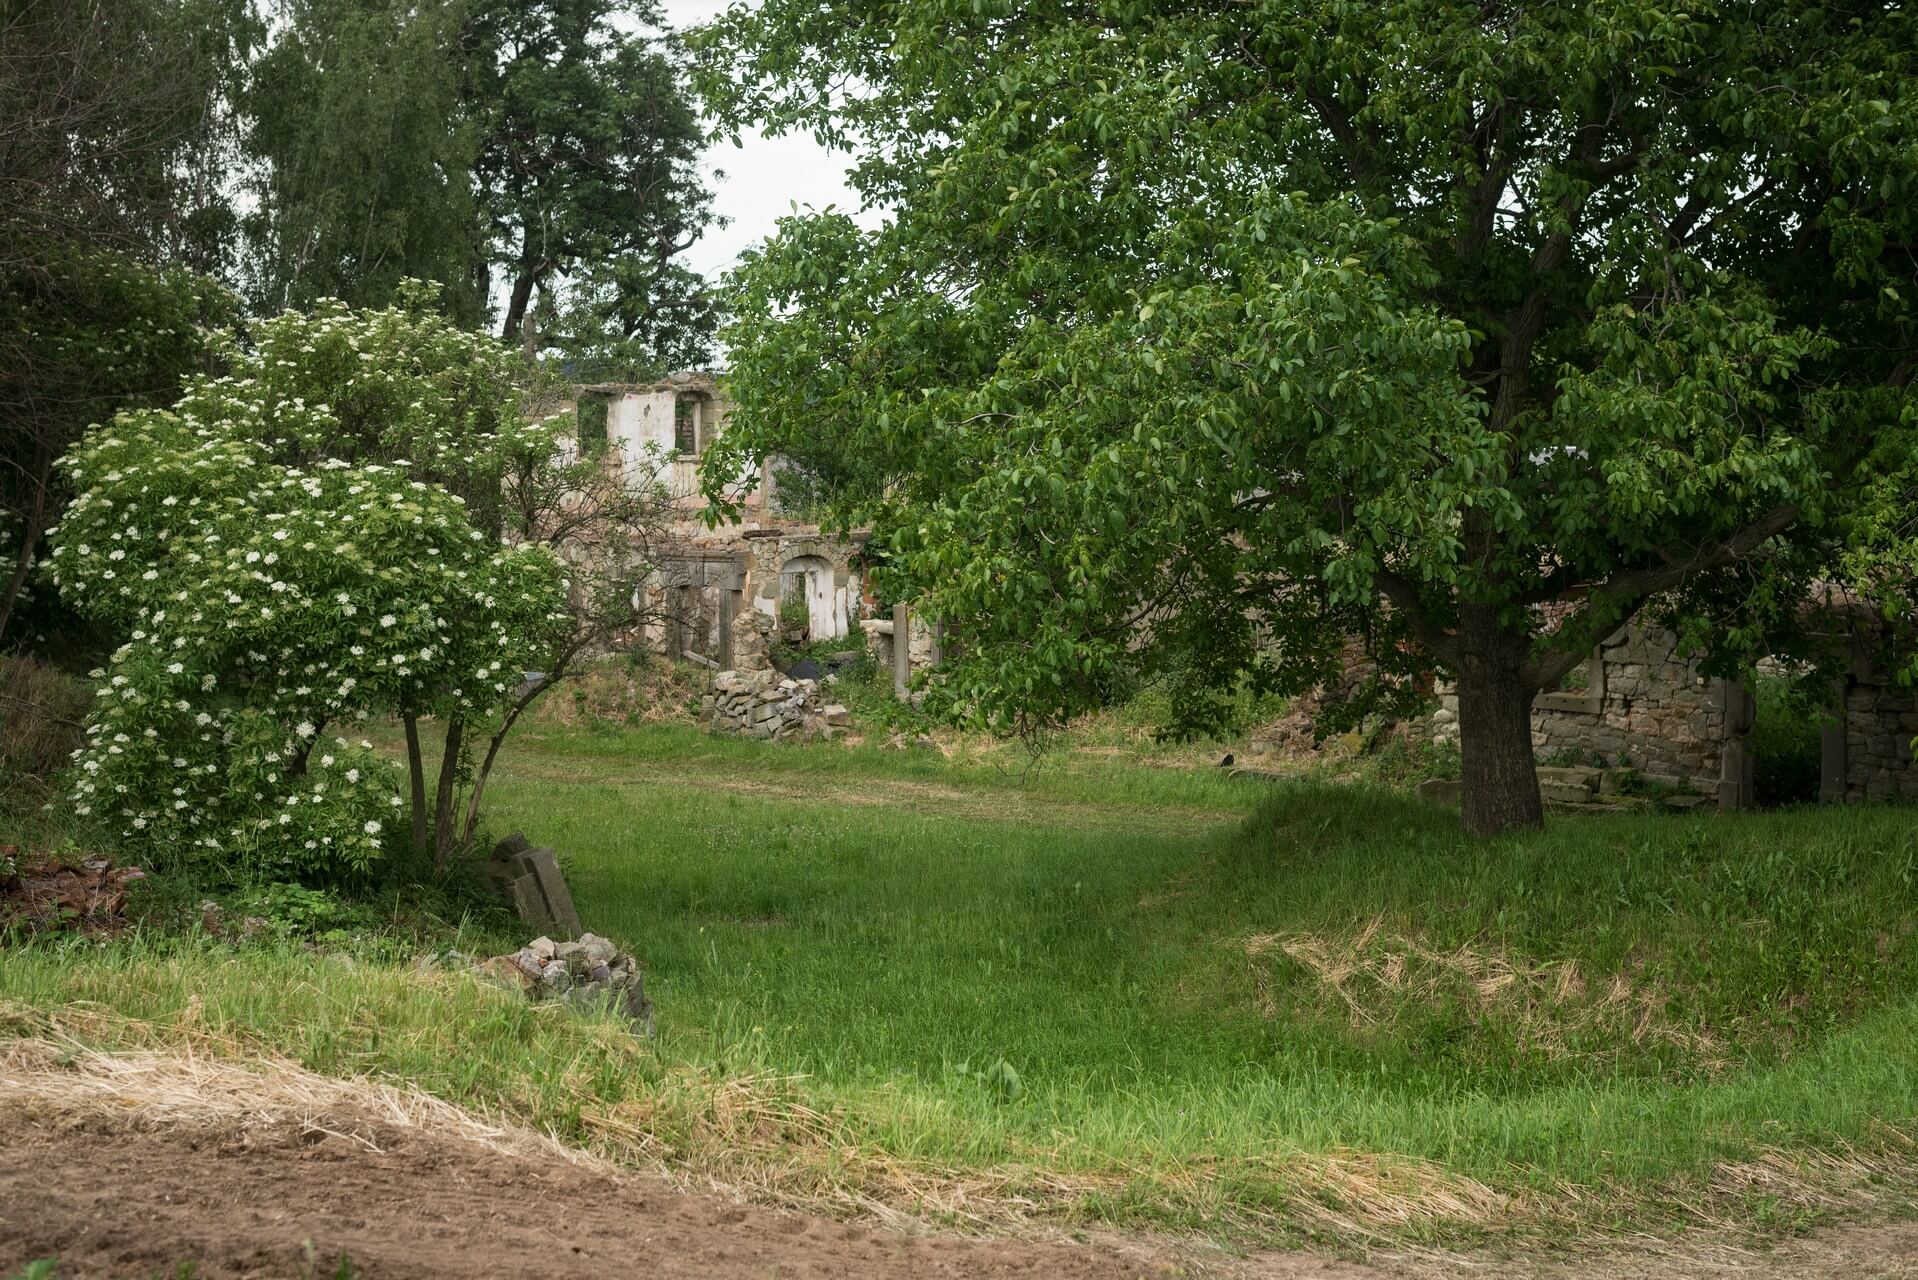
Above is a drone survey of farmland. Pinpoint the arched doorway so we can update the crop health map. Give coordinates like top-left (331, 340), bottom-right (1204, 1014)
top-left (778, 555), bottom-right (840, 641)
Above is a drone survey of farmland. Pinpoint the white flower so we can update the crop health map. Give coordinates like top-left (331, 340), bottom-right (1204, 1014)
top-left (363, 819), bottom-right (382, 836)
top-left (320, 754), bottom-right (335, 767)
top-left (379, 613), bottom-right (396, 628)
top-left (166, 662), bottom-right (183, 674)
top-left (345, 768), bottom-right (360, 783)
top-left (295, 721), bottom-right (315, 738)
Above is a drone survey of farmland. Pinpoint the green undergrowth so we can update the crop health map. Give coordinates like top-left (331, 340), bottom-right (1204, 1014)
top-left (5, 723), bottom-right (1918, 1247)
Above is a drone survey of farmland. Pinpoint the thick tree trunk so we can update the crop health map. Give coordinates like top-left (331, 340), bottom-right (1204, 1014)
top-left (1454, 609), bottom-right (1544, 837)
top-left (500, 270), bottom-right (537, 346)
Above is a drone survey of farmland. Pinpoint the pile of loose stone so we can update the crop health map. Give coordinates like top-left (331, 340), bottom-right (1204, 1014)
top-left (702, 605), bottom-right (851, 740)
top-left (436, 932), bottom-right (653, 1034)
top-left (703, 668), bottom-right (850, 740)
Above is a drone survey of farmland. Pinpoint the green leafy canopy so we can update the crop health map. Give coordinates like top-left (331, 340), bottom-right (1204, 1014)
top-left (696, 2), bottom-right (1918, 827)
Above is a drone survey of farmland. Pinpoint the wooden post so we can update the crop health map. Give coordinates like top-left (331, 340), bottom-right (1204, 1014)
top-left (717, 570), bottom-right (742, 671)
top-left (929, 617), bottom-right (944, 667)
top-left (666, 578), bottom-right (684, 660)
top-left (892, 602), bottom-right (910, 700)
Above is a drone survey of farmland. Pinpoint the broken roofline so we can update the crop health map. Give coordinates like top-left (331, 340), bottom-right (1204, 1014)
top-left (575, 371), bottom-right (723, 396)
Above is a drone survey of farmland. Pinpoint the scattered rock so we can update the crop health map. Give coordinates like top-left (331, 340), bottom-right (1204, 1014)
top-left (1417, 778), bottom-right (1462, 805)
top-left (703, 666), bottom-right (843, 740)
top-left (430, 933), bottom-right (654, 1035)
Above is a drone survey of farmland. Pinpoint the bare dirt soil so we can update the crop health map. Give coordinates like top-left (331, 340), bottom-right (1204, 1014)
top-left (1, 1113), bottom-right (1202, 1280)
top-left (3, 1039), bottom-right (1914, 1280)
top-left (9, 1112), bottom-right (1918, 1280)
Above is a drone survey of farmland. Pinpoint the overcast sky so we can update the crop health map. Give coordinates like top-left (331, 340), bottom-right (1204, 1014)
top-left (659, 0), bottom-right (878, 283)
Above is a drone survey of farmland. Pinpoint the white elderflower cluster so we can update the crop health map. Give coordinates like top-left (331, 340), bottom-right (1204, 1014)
top-left (47, 296), bottom-right (574, 881)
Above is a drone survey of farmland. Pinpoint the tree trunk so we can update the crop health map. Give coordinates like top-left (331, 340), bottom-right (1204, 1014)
top-left (1454, 609), bottom-right (1544, 837)
top-left (500, 270), bottom-right (536, 346)
top-left (402, 712), bottom-right (429, 855)
top-left (432, 715), bottom-right (465, 867)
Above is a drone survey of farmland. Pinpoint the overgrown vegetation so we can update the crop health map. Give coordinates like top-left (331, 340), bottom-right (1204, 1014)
top-left (1751, 675), bottom-right (1827, 808)
top-left (7, 722), bottom-right (1917, 1246)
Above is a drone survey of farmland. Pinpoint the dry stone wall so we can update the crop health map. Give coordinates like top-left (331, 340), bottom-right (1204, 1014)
top-left (1429, 620), bottom-right (1918, 808)
top-left (1430, 624), bottom-right (1726, 797)
top-left (1841, 676), bottom-right (1918, 802)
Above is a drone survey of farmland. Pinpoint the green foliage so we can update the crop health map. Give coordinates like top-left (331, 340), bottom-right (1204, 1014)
top-left (696, 2), bottom-right (1918, 830)
top-left (0, 248), bottom-right (236, 649)
top-left (45, 295), bottom-right (571, 881)
top-left (243, 0), bottom-right (487, 321)
top-left (575, 395), bottom-right (611, 454)
top-left (1751, 675), bottom-right (1827, 807)
top-left (469, 0), bottom-right (717, 367)
top-left (242, 0), bottom-right (716, 365)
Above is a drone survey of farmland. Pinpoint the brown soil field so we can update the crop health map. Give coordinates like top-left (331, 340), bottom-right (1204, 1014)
top-left (3, 1045), bottom-right (1915, 1280)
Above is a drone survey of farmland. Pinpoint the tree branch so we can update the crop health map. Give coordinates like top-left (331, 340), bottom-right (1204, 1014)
top-left (1374, 568), bottom-right (1459, 665)
top-left (1519, 502), bottom-right (1800, 687)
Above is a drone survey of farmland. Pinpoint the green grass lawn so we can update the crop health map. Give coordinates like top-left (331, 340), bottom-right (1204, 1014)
top-left (8, 720), bottom-right (1918, 1246)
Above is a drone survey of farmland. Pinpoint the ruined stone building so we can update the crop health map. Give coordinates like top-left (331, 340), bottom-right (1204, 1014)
top-left (1428, 618), bottom-right (1918, 810)
top-left (568, 374), bottom-right (869, 667)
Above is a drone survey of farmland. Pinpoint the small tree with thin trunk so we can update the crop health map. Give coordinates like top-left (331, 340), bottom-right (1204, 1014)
top-left (696, 1), bottom-right (1918, 835)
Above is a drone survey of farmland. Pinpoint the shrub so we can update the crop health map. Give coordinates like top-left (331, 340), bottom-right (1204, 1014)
top-left (45, 298), bottom-right (573, 881)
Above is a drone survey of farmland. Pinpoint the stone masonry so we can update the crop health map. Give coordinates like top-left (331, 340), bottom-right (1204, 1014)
top-left (700, 605), bottom-right (850, 740)
top-left (1429, 621), bottom-right (1918, 808)
top-left (1431, 624), bottom-right (1730, 798)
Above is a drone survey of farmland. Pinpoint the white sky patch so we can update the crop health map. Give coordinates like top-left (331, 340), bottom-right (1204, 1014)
top-left (660, 0), bottom-right (885, 284)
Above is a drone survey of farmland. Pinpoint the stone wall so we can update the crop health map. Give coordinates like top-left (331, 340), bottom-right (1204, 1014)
top-left (1837, 658), bottom-right (1918, 803)
top-left (1430, 621), bottom-right (1918, 808)
top-left (859, 610), bottom-right (937, 674)
top-left (1430, 624), bottom-right (1727, 797)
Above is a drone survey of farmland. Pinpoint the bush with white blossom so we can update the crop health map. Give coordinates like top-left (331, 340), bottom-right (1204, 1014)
top-left (47, 295), bottom-right (572, 880)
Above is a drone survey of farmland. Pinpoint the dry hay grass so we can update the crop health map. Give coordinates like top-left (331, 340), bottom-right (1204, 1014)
top-left (1240, 918), bottom-right (1728, 1071)
top-left (0, 1033), bottom-right (611, 1172)
top-left (528, 654), bottom-right (707, 727)
top-left (0, 653), bottom-right (89, 807)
